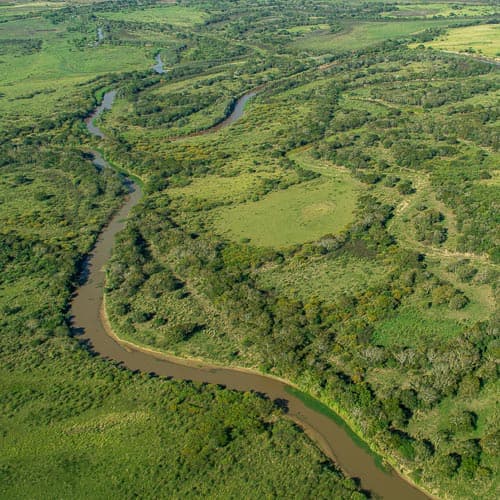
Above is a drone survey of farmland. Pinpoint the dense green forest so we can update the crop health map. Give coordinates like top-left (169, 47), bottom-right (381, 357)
top-left (0, 0), bottom-right (498, 498)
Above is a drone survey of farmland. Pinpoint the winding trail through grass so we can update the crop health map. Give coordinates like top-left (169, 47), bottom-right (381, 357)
top-left (70, 89), bottom-right (430, 500)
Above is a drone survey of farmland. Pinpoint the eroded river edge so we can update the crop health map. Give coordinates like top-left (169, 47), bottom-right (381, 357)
top-left (71, 90), bottom-right (430, 500)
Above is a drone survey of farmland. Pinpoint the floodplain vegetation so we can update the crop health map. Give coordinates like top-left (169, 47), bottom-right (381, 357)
top-left (0, 0), bottom-right (499, 499)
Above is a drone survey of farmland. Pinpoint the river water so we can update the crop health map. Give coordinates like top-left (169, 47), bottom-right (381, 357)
top-left (212, 90), bottom-right (259, 129)
top-left (169, 88), bottom-right (261, 140)
top-left (84, 90), bottom-right (116, 138)
top-left (153, 53), bottom-right (166, 74)
top-left (71, 90), bottom-right (428, 500)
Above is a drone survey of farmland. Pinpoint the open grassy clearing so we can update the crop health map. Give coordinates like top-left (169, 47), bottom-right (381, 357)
top-left (372, 263), bottom-right (496, 348)
top-left (0, 16), bottom-right (61, 39)
top-left (98, 5), bottom-right (209, 26)
top-left (108, 27), bottom-right (177, 45)
top-left (439, 87), bottom-right (500, 107)
top-left (211, 171), bottom-right (359, 248)
top-left (420, 23), bottom-right (500, 60)
top-left (0, 1), bottom-right (65, 19)
top-left (0, 19), bottom-right (152, 81)
top-left (407, 380), bottom-right (499, 440)
top-left (0, 43), bottom-right (151, 82)
top-left (168, 170), bottom-right (285, 207)
top-left (292, 19), bottom-right (460, 53)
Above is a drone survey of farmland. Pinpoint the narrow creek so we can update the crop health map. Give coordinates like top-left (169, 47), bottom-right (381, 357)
top-left (71, 90), bottom-right (429, 500)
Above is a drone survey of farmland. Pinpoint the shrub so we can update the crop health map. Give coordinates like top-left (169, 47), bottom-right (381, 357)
top-left (397, 179), bottom-right (415, 195)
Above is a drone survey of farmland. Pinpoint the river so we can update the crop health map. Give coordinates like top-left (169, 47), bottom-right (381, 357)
top-left (153, 53), bottom-right (166, 74)
top-left (71, 89), bottom-right (429, 500)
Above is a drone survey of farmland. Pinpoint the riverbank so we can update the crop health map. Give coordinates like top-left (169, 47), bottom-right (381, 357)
top-left (103, 296), bottom-right (435, 500)
top-left (100, 296), bottom-right (342, 464)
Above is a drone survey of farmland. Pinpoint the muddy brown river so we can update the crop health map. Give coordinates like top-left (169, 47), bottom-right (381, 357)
top-left (71, 90), bottom-right (429, 500)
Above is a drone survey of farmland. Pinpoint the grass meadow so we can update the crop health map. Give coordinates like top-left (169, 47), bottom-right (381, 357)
top-left (212, 173), bottom-right (358, 247)
top-left (97, 5), bottom-right (209, 26)
top-left (292, 19), bottom-right (460, 53)
top-left (422, 23), bottom-right (500, 60)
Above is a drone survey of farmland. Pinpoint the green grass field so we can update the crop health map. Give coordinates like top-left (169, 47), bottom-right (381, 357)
top-left (212, 172), bottom-right (358, 247)
top-left (421, 24), bottom-right (500, 59)
top-left (0, 1), bottom-right (66, 20)
top-left (98, 5), bottom-right (209, 26)
top-left (287, 23), bottom-right (331, 34)
top-left (292, 19), bottom-right (459, 52)
top-left (169, 171), bottom-right (283, 205)
top-left (196, 148), bottom-right (360, 249)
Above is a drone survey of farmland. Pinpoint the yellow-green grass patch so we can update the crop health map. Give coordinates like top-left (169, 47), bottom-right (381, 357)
top-left (0, 1), bottom-right (66, 19)
top-left (162, 156), bottom-right (302, 210)
top-left (0, 43), bottom-right (151, 85)
top-left (292, 19), bottom-right (458, 53)
top-left (372, 274), bottom-right (494, 348)
top-left (420, 23), bottom-right (500, 60)
top-left (168, 171), bottom-right (283, 206)
top-left (211, 170), bottom-right (359, 248)
top-left (98, 5), bottom-right (209, 27)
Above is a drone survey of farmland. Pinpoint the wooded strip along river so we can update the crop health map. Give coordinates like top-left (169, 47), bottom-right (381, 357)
top-left (72, 90), bottom-right (429, 500)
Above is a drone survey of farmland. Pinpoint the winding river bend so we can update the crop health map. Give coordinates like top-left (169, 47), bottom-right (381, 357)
top-left (71, 90), bottom-right (428, 500)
